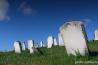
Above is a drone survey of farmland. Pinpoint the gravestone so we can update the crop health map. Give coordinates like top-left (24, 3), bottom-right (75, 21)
top-left (53, 38), bottom-right (58, 46)
top-left (14, 41), bottom-right (21, 53)
top-left (22, 42), bottom-right (26, 51)
top-left (60, 21), bottom-right (89, 56)
top-left (58, 33), bottom-right (65, 46)
top-left (95, 30), bottom-right (98, 40)
top-left (47, 36), bottom-right (53, 48)
top-left (40, 41), bottom-right (43, 47)
top-left (28, 40), bottom-right (34, 53)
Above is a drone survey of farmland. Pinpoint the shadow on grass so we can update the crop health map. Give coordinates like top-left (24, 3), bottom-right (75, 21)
top-left (36, 48), bottom-right (44, 55)
top-left (89, 51), bottom-right (98, 57)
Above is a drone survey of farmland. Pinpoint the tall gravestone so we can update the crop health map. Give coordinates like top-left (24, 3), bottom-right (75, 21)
top-left (95, 30), bottom-right (98, 40)
top-left (14, 41), bottom-right (21, 53)
top-left (60, 21), bottom-right (89, 56)
top-left (22, 42), bottom-right (26, 51)
top-left (53, 38), bottom-right (58, 46)
top-left (58, 33), bottom-right (65, 46)
top-left (28, 40), bottom-right (34, 53)
top-left (47, 36), bottom-right (53, 48)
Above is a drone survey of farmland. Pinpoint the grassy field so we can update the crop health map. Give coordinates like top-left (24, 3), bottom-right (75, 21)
top-left (0, 40), bottom-right (98, 65)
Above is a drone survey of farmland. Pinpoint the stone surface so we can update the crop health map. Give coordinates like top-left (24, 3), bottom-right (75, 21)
top-left (60, 21), bottom-right (89, 56)
top-left (47, 36), bottom-right (53, 48)
top-left (53, 38), bottom-right (58, 46)
top-left (95, 30), bottom-right (98, 40)
top-left (40, 41), bottom-right (43, 47)
top-left (22, 42), bottom-right (26, 51)
top-left (58, 33), bottom-right (65, 46)
top-left (28, 40), bottom-right (34, 53)
top-left (14, 41), bottom-right (21, 53)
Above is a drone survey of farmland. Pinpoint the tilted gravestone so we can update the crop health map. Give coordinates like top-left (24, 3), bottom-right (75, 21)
top-left (60, 21), bottom-right (89, 56)
top-left (58, 33), bottom-right (65, 46)
top-left (14, 41), bottom-right (22, 53)
top-left (53, 38), bottom-right (58, 46)
top-left (95, 30), bottom-right (98, 40)
top-left (28, 40), bottom-right (34, 53)
top-left (47, 36), bottom-right (53, 48)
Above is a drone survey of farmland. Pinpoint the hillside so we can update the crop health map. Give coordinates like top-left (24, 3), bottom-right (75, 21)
top-left (0, 41), bottom-right (98, 65)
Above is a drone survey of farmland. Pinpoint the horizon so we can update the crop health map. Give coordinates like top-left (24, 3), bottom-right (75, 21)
top-left (0, 0), bottom-right (98, 51)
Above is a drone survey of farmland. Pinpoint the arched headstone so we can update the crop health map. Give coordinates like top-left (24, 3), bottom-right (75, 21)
top-left (28, 40), bottom-right (34, 53)
top-left (47, 36), bottom-right (53, 48)
top-left (14, 41), bottom-right (21, 53)
top-left (60, 21), bottom-right (89, 56)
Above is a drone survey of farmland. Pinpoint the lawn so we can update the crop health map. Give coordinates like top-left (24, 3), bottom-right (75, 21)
top-left (0, 40), bottom-right (98, 65)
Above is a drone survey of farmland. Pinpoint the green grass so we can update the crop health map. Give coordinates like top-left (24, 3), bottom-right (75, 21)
top-left (0, 40), bottom-right (98, 65)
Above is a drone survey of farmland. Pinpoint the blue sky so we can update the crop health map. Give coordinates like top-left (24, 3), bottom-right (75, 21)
top-left (0, 0), bottom-right (98, 51)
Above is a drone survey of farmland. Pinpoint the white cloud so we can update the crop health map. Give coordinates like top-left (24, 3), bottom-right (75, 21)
top-left (0, 0), bottom-right (9, 21)
top-left (19, 2), bottom-right (37, 16)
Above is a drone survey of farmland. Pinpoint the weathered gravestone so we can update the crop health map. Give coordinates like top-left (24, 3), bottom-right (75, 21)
top-left (22, 42), bottom-right (26, 51)
top-left (95, 30), bottom-right (98, 40)
top-left (14, 41), bottom-right (21, 53)
top-left (58, 33), bottom-right (65, 46)
top-left (53, 38), bottom-right (58, 46)
top-left (28, 40), bottom-right (34, 53)
top-left (47, 36), bottom-right (53, 48)
top-left (60, 21), bottom-right (89, 56)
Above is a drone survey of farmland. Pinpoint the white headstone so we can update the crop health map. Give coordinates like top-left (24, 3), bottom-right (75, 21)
top-left (28, 40), bottom-right (34, 53)
top-left (22, 42), bottom-right (26, 51)
top-left (58, 33), bottom-right (65, 46)
top-left (14, 41), bottom-right (21, 53)
top-left (40, 41), bottom-right (43, 47)
top-left (53, 38), bottom-right (58, 46)
top-left (95, 30), bottom-right (98, 40)
top-left (47, 36), bottom-right (53, 48)
top-left (60, 21), bottom-right (89, 56)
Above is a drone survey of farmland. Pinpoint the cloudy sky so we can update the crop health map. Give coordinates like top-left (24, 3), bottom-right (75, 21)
top-left (0, 0), bottom-right (98, 51)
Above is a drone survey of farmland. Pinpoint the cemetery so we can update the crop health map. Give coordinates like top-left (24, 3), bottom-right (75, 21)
top-left (0, 21), bottom-right (98, 65)
top-left (0, 0), bottom-right (97, 64)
